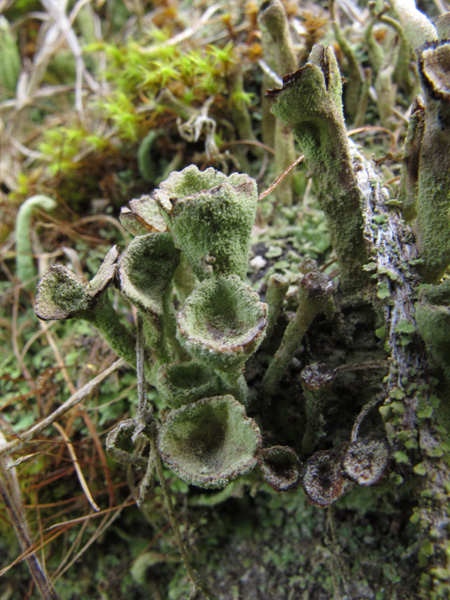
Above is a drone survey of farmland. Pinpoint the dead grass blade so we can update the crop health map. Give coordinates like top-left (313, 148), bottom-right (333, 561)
top-left (0, 359), bottom-right (126, 458)
top-left (52, 422), bottom-right (100, 512)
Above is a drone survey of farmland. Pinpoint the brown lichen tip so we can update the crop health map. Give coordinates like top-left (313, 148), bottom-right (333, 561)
top-left (418, 40), bottom-right (450, 103)
top-left (300, 362), bottom-right (336, 391)
top-left (300, 270), bottom-right (334, 299)
top-left (257, 445), bottom-right (302, 492)
top-left (265, 67), bottom-right (306, 100)
top-left (302, 447), bottom-right (346, 507)
top-left (343, 438), bottom-right (390, 486)
top-left (157, 395), bottom-right (262, 489)
top-left (265, 44), bottom-right (336, 100)
top-left (35, 246), bottom-right (119, 321)
top-left (119, 194), bottom-right (167, 236)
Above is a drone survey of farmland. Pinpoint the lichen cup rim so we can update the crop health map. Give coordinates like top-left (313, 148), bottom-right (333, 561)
top-left (158, 395), bottom-right (262, 488)
top-left (153, 164), bottom-right (253, 213)
top-left (156, 360), bottom-right (222, 409)
top-left (176, 275), bottom-right (268, 367)
top-left (117, 232), bottom-right (180, 315)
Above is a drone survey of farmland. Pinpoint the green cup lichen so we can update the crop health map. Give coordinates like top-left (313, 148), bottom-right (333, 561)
top-left (35, 265), bottom-right (93, 321)
top-left (157, 395), bottom-right (262, 488)
top-left (156, 361), bottom-right (222, 409)
top-left (35, 246), bottom-right (136, 365)
top-left (257, 445), bottom-right (302, 492)
top-left (35, 245), bottom-right (120, 320)
top-left (153, 165), bottom-right (258, 280)
top-left (176, 275), bottom-right (268, 382)
top-left (118, 232), bottom-right (180, 316)
top-left (266, 44), bottom-right (369, 292)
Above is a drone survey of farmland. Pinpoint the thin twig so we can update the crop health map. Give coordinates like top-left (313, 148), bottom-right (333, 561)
top-left (45, 500), bottom-right (136, 533)
top-left (258, 154), bottom-right (305, 201)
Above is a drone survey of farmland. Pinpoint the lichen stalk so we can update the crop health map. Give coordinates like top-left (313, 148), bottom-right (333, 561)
top-left (330, 0), bottom-right (362, 123)
top-left (15, 195), bottom-right (57, 289)
top-left (300, 363), bottom-right (336, 455)
top-left (398, 96), bottom-right (425, 221)
top-left (84, 294), bottom-right (137, 366)
top-left (258, 0), bottom-right (297, 207)
top-left (267, 45), bottom-right (369, 291)
top-left (262, 271), bottom-right (333, 396)
top-left (414, 41), bottom-right (450, 282)
top-left (262, 272), bottom-right (289, 346)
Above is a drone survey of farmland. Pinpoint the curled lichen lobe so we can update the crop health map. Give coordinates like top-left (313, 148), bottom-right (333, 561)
top-left (418, 41), bottom-right (450, 102)
top-left (35, 265), bottom-right (91, 321)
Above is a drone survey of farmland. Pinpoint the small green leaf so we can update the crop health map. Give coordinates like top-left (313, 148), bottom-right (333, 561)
top-left (395, 320), bottom-right (416, 334)
top-left (377, 282), bottom-right (391, 299)
top-left (390, 388), bottom-right (406, 400)
top-left (363, 262), bottom-right (377, 272)
top-left (394, 451), bottom-right (410, 464)
top-left (375, 325), bottom-right (386, 339)
top-left (414, 462), bottom-right (428, 476)
top-left (417, 405), bottom-right (433, 419)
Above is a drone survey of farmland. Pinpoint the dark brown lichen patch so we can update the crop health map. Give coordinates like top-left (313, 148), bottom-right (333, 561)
top-left (302, 447), bottom-right (346, 506)
top-left (343, 438), bottom-right (390, 486)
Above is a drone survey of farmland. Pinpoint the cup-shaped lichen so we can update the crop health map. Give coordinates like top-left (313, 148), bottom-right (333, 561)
top-left (105, 419), bottom-right (148, 469)
top-left (266, 45), bottom-right (369, 291)
top-left (118, 232), bottom-right (180, 316)
top-left (257, 445), bottom-right (301, 492)
top-left (153, 165), bottom-right (258, 280)
top-left (156, 360), bottom-right (222, 409)
top-left (35, 245), bottom-right (119, 321)
top-left (35, 247), bottom-right (136, 365)
top-left (176, 275), bottom-right (267, 379)
top-left (343, 438), bottom-right (389, 486)
top-left (302, 447), bottom-right (346, 507)
top-left (35, 265), bottom-right (93, 321)
top-left (158, 395), bottom-right (262, 488)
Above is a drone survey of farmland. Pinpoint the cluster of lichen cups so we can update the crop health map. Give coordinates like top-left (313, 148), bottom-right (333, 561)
top-left (35, 164), bottom-right (389, 497)
top-left (36, 166), bottom-right (270, 489)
